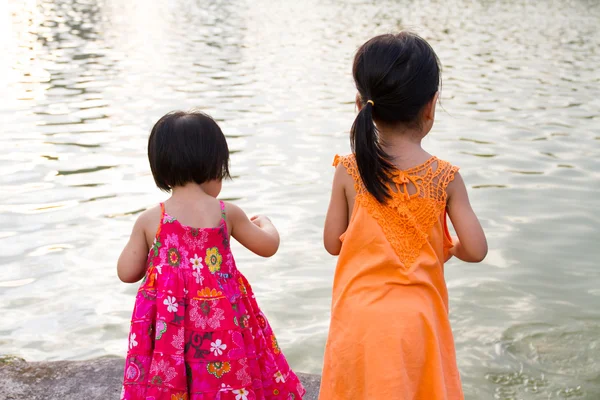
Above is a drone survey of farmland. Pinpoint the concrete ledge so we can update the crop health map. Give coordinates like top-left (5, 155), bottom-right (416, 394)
top-left (0, 356), bottom-right (320, 400)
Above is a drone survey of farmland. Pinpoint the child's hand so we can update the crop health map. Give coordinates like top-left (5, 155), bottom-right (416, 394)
top-left (250, 215), bottom-right (279, 247)
top-left (451, 235), bottom-right (460, 249)
top-left (228, 205), bottom-right (280, 257)
top-left (446, 235), bottom-right (459, 261)
top-left (250, 215), bottom-right (272, 229)
top-left (444, 236), bottom-right (458, 262)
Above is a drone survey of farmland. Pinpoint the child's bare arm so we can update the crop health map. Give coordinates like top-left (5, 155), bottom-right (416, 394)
top-left (117, 208), bottom-right (157, 282)
top-left (227, 203), bottom-right (280, 257)
top-left (446, 172), bottom-right (488, 262)
top-left (323, 164), bottom-right (350, 255)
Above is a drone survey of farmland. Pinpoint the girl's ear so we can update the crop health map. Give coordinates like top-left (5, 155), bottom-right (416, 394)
top-left (355, 93), bottom-right (363, 112)
top-left (424, 91), bottom-right (439, 121)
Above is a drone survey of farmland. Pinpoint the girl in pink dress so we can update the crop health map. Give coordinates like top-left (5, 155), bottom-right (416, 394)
top-left (117, 110), bottom-right (305, 400)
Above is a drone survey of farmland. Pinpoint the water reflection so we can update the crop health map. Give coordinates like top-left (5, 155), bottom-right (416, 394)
top-left (0, 0), bottom-right (599, 398)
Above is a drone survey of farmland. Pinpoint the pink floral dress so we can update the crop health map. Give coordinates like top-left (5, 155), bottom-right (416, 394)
top-left (122, 202), bottom-right (305, 400)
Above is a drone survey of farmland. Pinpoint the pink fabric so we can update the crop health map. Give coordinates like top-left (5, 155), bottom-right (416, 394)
top-left (122, 202), bottom-right (305, 400)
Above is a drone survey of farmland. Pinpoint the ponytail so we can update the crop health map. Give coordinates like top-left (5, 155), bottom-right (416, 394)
top-left (350, 101), bottom-right (395, 203)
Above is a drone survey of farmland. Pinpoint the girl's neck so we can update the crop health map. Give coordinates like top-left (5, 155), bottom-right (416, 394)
top-left (377, 125), bottom-right (431, 168)
top-left (170, 180), bottom-right (222, 200)
top-left (171, 183), bottom-right (209, 199)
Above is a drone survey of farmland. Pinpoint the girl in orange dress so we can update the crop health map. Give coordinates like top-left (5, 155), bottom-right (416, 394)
top-left (320, 32), bottom-right (488, 400)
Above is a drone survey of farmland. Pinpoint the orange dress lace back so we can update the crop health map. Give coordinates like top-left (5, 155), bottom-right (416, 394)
top-left (319, 154), bottom-right (464, 400)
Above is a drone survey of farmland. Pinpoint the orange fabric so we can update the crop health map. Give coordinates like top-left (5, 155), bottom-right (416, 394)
top-left (320, 154), bottom-right (463, 400)
top-left (156, 202), bottom-right (165, 237)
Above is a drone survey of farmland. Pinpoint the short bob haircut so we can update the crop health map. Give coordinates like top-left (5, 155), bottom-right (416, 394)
top-left (148, 110), bottom-right (231, 192)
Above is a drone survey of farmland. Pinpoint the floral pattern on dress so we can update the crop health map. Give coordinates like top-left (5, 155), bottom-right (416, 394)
top-left (197, 287), bottom-right (224, 299)
top-left (171, 327), bottom-right (184, 352)
top-left (204, 247), bottom-right (223, 274)
top-left (121, 202), bottom-right (305, 399)
top-left (271, 335), bottom-right (280, 355)
top-left (156, 321), bottom-right (168, 340)
top-left (184, 228), bottom-right (209, 251)
top-left (210, 339), bottom-right (227, 356)
top-left (205, 247), bottom-right (222, 273)
top-left (236, 358), bottom-right (252, 387)
top-left (164, 296), bottom-right (179, 313)
top-left (274, 371), bottom-right (285, 383)
top-left (190, 254), bottom-right (202, 270)
top-left (125, 357), bottom-right (145, 381)
top-left (207, 361), bottom-right (231, 378)
top-left (159, 234), bottom-right (189, 271)
top-left (189, 299), bottom-right (225, 330)
top-left (167, 248), bottom-right (181, 267)
top-left (129, 333), bottom-right (138, 349)
top-left (150, 358), bottom-right (177, 384)
top-left (151, 238), bottom-right (162, 257)
top-left (233, 388), bottom-right (249, 400)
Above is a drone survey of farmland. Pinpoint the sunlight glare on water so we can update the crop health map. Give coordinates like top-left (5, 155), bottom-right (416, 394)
top-left (0, 0), bottom-right (599, 398)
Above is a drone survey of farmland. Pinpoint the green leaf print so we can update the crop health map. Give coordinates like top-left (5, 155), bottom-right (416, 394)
top-left (152, 240), bottom-right (162, 257)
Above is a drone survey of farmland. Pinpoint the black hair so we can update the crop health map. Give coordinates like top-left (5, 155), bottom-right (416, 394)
top-left (350, 32), bottom-right (441, 202)
top-left (148, 110), bottom-right (231, 192)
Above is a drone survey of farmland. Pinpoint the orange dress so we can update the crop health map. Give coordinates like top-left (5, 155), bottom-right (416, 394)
top-left (319, 154), bottom-right (463, 400)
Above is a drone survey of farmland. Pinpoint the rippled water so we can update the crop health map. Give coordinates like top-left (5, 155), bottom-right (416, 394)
top-left (1, 0), bottom-right (599, 398)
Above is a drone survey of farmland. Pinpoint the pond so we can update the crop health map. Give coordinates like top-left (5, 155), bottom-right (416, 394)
top-left (1, 0), bottom-right (599, 398)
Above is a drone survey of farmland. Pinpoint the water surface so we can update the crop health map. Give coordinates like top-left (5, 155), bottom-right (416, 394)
top-left (1, 0), bottom-right (599, 398)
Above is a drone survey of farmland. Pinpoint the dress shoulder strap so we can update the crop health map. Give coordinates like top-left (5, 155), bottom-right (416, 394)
top-left (219, 200), bottom-right (227, 222)
top-left (333, 154), bottom-right (358, 175)
top-left (333, 154), bottom-right (364, 192)
top-left (427, 159), bottom-right (460, 203)
top-left (155, 203), bottom-right (166, 238)
top-left (333, 154), bottom-right (459, 202)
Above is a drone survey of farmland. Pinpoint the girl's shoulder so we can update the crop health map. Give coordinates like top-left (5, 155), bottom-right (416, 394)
top-left (430, 156), bottom-right (458, 171)
top-left (429, 158), bottom-right (460, 193)
top-left (332, 153), bottom-right (458, 186)
top-left (137, 204), bottom-right (163, 226)
top-left (135, 204), bottom-right (163, 243)
top-left (222, 201), bottom-right (244, 221)
top-left (332, 153), bottom-right (360, 180)
top-left (333, 153), bottom-right (355, 168)
top-left (332, 154), bottom-right (360, 193)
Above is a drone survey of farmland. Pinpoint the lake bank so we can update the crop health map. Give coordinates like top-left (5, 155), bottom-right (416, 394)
top-left (0, 356), bottom-right (321, 400)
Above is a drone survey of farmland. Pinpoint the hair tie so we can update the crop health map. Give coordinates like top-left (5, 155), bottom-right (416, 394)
top-left (367, 100), bottom-right (375, 106)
